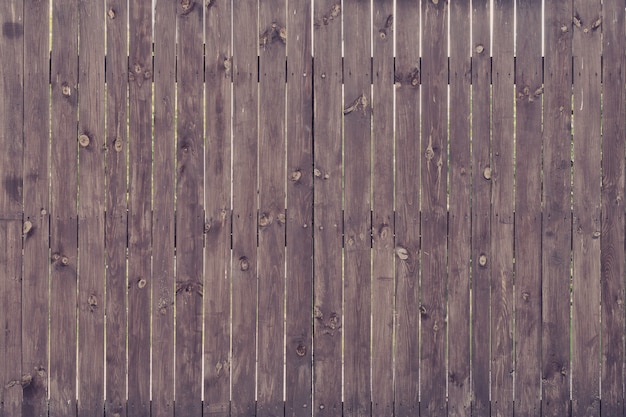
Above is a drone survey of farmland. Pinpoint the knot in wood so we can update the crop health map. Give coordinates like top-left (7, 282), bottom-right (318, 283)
top-left (41, 209), bottom-right (47, 215)
top-left (379, 29), bottom-right (387, 39)
top-left (137, 278), bottom-right (147, 289)
top-left (181, 0), bottom-right (192, 11)
top-left (425, 146), bottom-right (435, 161)
top-left (259, 213), bottom-right (272, 227)
top-left (560, 24), bottom-right (568, 33)
top-left (88, 294), bottom-right (98, 308)
top-left (290, 170), bottom-right (302, 182)
top-left (21, 374), bottom-right (33, 388)
top-left (592, 231), bottom-right (601, 239)
top-left (276, 213), bottom-right (286, 224)
top-left (483, 167), bottom-right (492, 180)
top-left (23, 220), bottom-right (33, 235)
top-left (522, 291), bottom-right (530, 301)
top-left (134, 64), bottom-right (142, 74)
top-left (239, 257), bottom-right (250, 271)
top-left (395, 246), bottom-right (409, 260)
top-left (313, 168), bottom-right (322, 178)
top-left (52, 253), bottom-right (61, 262)
top-left (79, 134), bottom-right (90, 148)
top-left (61, 84), bottom-right (71, 97)
top-left (61, 256), bottom-right (70, 266)
top-left (113, 138), bottom-right (123, 152)
top-left (296, 344), bottom-right (307, 357)
top-left (107, 8), bottom-right (116, 19)
top-left (478, 254), bottom-right (487, 267)
top-left (475, 44), bottom-right (485, 54)
top-left (432, 0), bottom-right (439, 4)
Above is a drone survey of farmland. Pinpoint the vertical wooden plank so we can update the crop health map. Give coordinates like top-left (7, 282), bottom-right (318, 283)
top-left (312, 0), bottom-right (343, 414)
top-left (204, 0), bottom-right (232, 415)
top-left (571, 0), bottom-right (601, 415)
top-left (152, 0), bottom-right (176, 415)
top-left (22, 0), bottom-right (50, 415)
top-left (127, 2), bottom-right (152, 416)
top-left (471, 1), bottom-right (492, 415)
top-left (448, 0), bottom-right (472, 415)
top-left (394, 0), bottom-right (420, 414)
top-left (257, 0), bottom-right (287, 415)
top-left (231, 1), bottom-right (258, 415)
top-left (49, 0), bottom-right (79, 414)
top-left (419, 0), bottom-right (447, 414)
top-left (343, 1), bottom-right (371, 416)
top-left (175, 2), bottom-right (204, 416)
top-left (513, 1), bottom-right (542, 415)
top-left (601, 0), bottom-right (626, 414)
top-left (490, 1), bottom-right (514, 416)
top-left (371, 2), bottom-right (394, 415)
top-left (541, 1), bottom-right (572, 415)
top-left (77, 1), bottom-right (105, 415)
top-left (285, 0), bottom-right (313, 414)
top-left (105, 0), bottom-right (128, 415)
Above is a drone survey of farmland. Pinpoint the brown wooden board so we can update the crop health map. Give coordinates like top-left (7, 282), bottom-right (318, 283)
top-left (22, 0), bottom-right (50, 415)
top-left (447, 0), bottom-right (472, 415)
top-left (152, 0), bottom-right (176, 415)
top-left (471, 1), bottom-right (492, 415)
top-left (257, 1), bottom-right (287, 415)
top-left (513, 1), bottom-right (542, 415)
top-left (419, 1), bottom-right (447, 414)
top-left (490, 1), bottom-right (514, 416)
top-left (600, 0), bottom-right (626, 414)
top-left (231, 1), bottom-right (259, 415)
top-left (285, 0), bottom-right (314, 414)
top-left (77, 1), bottom-right (106, 415)
top-left (0, 1), bottom-right (24, 415)
top-left (371, 1), bottom-right (394, 415)
top-left (204, 0), bottom-right (232, 415)
top-left (49, 0), bottom-right (79, 414)
top-left (571, 0), bottom-right (601, 415)
top-left (105, 1), bottom-right (128, 416)
top-left (394, 1), bottom-right (420, 414)
top-left (175, 3), bottom-right (204, 416)
top-left (541, 1), bottom-right (572, 415)
top-left (312, 1), bottom-right (343, 414)
top-left (127, 2), bottom-right (152, 416)
top-left (342, 1), bottom-right (371, 416)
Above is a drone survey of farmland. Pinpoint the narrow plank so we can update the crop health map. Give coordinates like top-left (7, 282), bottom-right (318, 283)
top-left (0, 2), bottom-right (24, 415)
top-left (447, 0), bottom-right (472, 414)
top-left (284, 0), bottom-right (314, 413)
top-left (312, 0), bottom-right (343, 414)
top-left (127, 2), bottom-right (152, 416)
top-left (153, 0), bottom-right (176, 416)
top-left (419, 1), bottom-right (447, 414)
top-left (231, 1), bottom-right (259, 415)
top-left (513, 1), bottom-right (542, 415)
top-left (257, 0), bottom-right (287, 415)
top-left (343, 1), bottom-right (371, 416)
top-left (104, 0), bottom-right (128, 415)
top-left (175, 2), bottom-right (205, 416)
top-left (204, 0), bottom-right (232, 415)
top-left (49, 0), bottom-right (79, 414)
top-left (541, 1), bottom-right (573, 415)
top-left (371, 2), bottom-right (394, 415)
top-left (22, 0), bottom-right (50, 415)
top-left (571, 0), bottom-right (602, 415)
top-left (600, 0), bottom-right (626, 414)
top-left (77, 1), bottom-right (106, 415)
top-left (490, 1), bottom-right (515, 416)
top-left (470, 1), bottom-right (492, 415)
top-left (394, 0), bottom-right (420, 414)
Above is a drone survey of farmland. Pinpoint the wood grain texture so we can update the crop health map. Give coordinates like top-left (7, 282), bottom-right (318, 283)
top-left (471, 1), bottom-right (492, 415)
top-left (419, 1), bottom-right (447, 415)
top-left (371, 2), bottom-right (394, 415)
top-left (491, 1), bottom-right (515, 416)
top-left (204, 0), bottom-right (232, 415)
top-left (285, 0), bottom-right (313, 414)
top-left (541, 1), bottom-right (573, 415)
top-left (394, 1), bottom-right (420, 415)
top-left (22, 0), bottom-right (50, 415)
top-left (513, 1), bottom-right (542, 415)
top-left (105, 1), bottom-right (128, 416)
top-left (152, 0), bottom-right (176, 416)
top-left (448, 0), bottom-right (472, 415)
top-left (77, 1), bottom-right (106, 414)
top-left (571, 0), bottom-right (602, 415)
top-left (600, 0), bottom-right (626, 415)
top-left (231, 2), bottom-right (259, 415)
top-left (175, 2), bottom-right (204, 416)
top-left (312, 0), bottom-right (343, 415)
top-left (342, 1), bottom-right (371, 416)
top-left (49, 1), bottom-right (79, 414)
top-left (127, 2), bottom-right (152, 416)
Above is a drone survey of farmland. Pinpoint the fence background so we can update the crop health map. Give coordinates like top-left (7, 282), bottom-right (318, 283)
top-left (0, 0), bottom-right (624, 416)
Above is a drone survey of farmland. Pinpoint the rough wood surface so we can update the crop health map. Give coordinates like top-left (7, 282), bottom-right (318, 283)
top-left (541, 2), bottom-right (573, 416)
top-left (231, 2), bottom-right (259, 415)
top-left (312, 1), bottom-right (343, 415)
top-left (204, 0), bottom-right (232, 415)
top-left (127, 2), bottom-right (152, 416)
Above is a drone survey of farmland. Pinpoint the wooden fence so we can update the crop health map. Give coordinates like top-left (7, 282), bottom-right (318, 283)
top-left (0, 0), bottom-right (624, 416)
